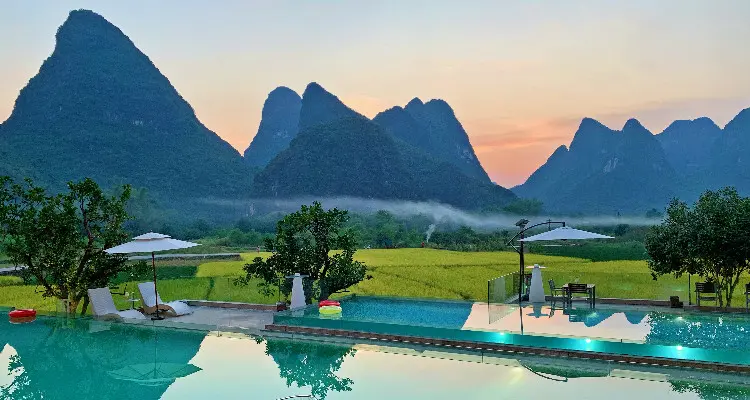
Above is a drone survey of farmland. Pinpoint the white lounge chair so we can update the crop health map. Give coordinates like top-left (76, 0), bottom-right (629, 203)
top-left (87, 287), bottom-right (147, 320)
top-left (137, 282), bottom-right (193, 316)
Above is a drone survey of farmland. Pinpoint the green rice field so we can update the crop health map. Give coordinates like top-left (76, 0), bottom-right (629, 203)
top-left (0, 248), bottom-right (748, 312)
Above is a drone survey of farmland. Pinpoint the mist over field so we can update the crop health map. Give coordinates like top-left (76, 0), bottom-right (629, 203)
top-left (202, 197), bottom-right (661, 231)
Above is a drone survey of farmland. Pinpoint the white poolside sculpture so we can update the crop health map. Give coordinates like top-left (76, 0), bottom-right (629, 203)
top-left (528, 264), bottom-right (546, 303)
top-left (289, 273), bottom-right (308, 310)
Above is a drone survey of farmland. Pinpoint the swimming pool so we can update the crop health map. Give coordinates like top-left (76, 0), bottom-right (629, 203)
top-left (2, 314), bottom-right (750, 399)
top-left (291, 296), bottom-right (473, 329)
top-left (273, 296), bottom-right (750, 367)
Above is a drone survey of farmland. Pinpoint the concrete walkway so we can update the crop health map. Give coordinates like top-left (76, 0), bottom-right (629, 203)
top-left (148, 306), bottom-right (274, 332)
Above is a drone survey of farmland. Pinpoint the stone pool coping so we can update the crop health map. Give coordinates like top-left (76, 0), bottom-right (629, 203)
top-left (264, 323), bottom-right (750, 374)
top-left (185, 300), bottom-right (286, 312)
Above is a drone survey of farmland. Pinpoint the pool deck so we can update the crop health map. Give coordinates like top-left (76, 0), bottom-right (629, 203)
top-left (119, 306), bottom-right (275, 332)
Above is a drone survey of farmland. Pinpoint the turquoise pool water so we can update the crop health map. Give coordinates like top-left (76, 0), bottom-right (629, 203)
top-left (297, 297), bottom-right (473, 329)
top-left (274, 296), bottom-right (750, 366)
top-left (2, 314), bottom-right (750, 399)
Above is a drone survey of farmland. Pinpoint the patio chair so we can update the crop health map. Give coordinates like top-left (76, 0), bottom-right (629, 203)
top-left (745, 283), bottom-right (749, 311)
top-left (87, 287), bottom-right (146, 320)
top-left (548, 279), bottom-right (565, 301)
top-left (565, 283), bottom-right (593, 306)
top-left (695, 282), bottom-right (718, 307)
top-left (137, 282), bottom-right (193, 316)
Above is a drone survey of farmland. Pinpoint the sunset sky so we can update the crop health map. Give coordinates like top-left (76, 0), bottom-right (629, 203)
top-left (2, 1), bottom-right (750, 187)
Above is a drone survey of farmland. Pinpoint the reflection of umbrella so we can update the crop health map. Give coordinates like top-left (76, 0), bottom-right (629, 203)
top-left (519, 227), bottom-right (614, 242)
top-left (108, 362), bottom-right (201, 386)
top-left (582, 311), bottom-right (613, 327)
top-left (105, 232), bottom-right (199, 320)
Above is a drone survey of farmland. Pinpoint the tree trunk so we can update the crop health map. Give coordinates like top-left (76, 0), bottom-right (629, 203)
top-left (80, 295), bottom-right (90, 317)
top-left (66, 298), bottom-right (80, 315)
top-left (726, 274), bottom-right (741, 308)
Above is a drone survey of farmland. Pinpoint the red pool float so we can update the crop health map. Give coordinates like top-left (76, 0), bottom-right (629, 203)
top-left (318, 300), bottom-right (340, 307)
top-left (9, 309), bottom-right (36, 318)
top-left (9, 309), bottom-right (36, 324)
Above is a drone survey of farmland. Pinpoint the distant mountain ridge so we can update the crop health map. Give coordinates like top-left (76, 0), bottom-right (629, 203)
top-left (515, 107), bottom-right (750, 213)
top-left (373, 98), bottom-right (491, 182)
top-left (656, 117), bottom-right (721, 177)
top-left (0, 9), bottom-right (252, 201)
top-left (253, 83), bottom-right (515, 209)
top-left (0, 9), bottom-right (509, 213)
top-left (245, 87), bottom-right (492, 183)
top-left (243, 86), bottom-right (301, 169)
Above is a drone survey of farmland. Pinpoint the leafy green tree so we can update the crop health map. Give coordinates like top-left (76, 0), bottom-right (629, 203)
top-left (237, 202), bottom-right (368, 301)
top-left (374, 210), bottom-right (399, 248)
top-left (0, 176), bottom-right (139, 315)
top-left (499, 198), bottom-right (544, 216)
top-left (645, 187), bottom-right (750, 307)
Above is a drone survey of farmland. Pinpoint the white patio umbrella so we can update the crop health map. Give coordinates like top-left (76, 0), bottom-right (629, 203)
top-left (105, 232), bottom-right (199, 320)
top-left (519, 226), bottom-right (613, 242)
top-left (515, 226), bottom-right (613, 304)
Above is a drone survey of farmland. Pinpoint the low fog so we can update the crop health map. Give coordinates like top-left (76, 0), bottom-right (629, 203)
top-left (202, 197), bottom-right (661, 231)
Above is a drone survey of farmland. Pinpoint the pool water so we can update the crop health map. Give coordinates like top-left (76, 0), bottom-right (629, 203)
top-left (477, 304), bottom-right (750, 351)
top-left (2, 315), bottom-right (750, 399)
top-left (297, 297), bottom-right (473, 329)
top-left (285, 296), bottom-right (750, 351)
top-left (274, 296), bottom-right (750, 367)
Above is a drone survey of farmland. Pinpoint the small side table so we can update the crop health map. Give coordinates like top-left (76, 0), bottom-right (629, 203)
top-left (127, 298), bottom-right (140, 310)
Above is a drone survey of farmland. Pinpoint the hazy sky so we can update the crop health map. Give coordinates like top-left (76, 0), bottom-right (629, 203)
top-left (2, 1), bottom-right (750, 187)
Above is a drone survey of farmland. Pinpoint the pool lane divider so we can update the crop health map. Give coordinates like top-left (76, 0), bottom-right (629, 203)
top-left (264, 317), bottom-right (750, 374)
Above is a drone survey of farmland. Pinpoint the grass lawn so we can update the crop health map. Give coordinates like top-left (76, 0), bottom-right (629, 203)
top-left (1, 249), bottom-right (748, 313)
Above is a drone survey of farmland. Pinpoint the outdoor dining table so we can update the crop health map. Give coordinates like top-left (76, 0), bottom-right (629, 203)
top-left (561, 283), bottom-right (596, 307)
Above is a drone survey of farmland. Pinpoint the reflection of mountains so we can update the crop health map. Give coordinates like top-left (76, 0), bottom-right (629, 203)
top-left (0, 317), bottom-right (204, 399)
top-left (558, 308), bottom-right (615, 327)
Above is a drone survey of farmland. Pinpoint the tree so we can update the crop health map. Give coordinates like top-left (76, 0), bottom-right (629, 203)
top-left (645, 187), bottom-right (750, 307)
top-left (500, 198), bottom-right (544, 216)
top-left (236, 202), bottom-right (368, 301)
top-left (374, 210), bottom-right (398, 248)
top-left (0, 176), bottom-right (140, 315)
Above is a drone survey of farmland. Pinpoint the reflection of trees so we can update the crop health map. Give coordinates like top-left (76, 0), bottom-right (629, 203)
top-left (669, 379), bottom-right (750, 400)
top-left (1, 318), bottom-right (204, 399)
top-left (0, 354), bottom-right (44, 400)
top-left (645, 312), bottom-right (750, 350)
top-left (263, 337), bottom-right (355, 399)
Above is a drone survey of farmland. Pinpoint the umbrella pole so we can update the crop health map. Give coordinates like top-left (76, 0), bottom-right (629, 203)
top-left (519, 231), bottom-right (525, 304)
top-left (152, 252), bottom-right (163, 321)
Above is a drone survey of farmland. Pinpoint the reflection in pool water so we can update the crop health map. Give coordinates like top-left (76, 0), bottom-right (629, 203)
top-left (466, 302), bottom-right (750, 351)
top-left (2, 315), bottom-right (750, 399)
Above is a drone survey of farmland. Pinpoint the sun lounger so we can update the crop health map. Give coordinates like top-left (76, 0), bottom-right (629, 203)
top-left (87, 287), bottom-right (146, 320)
top-left (137, 282), bottom-right (193, 316)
